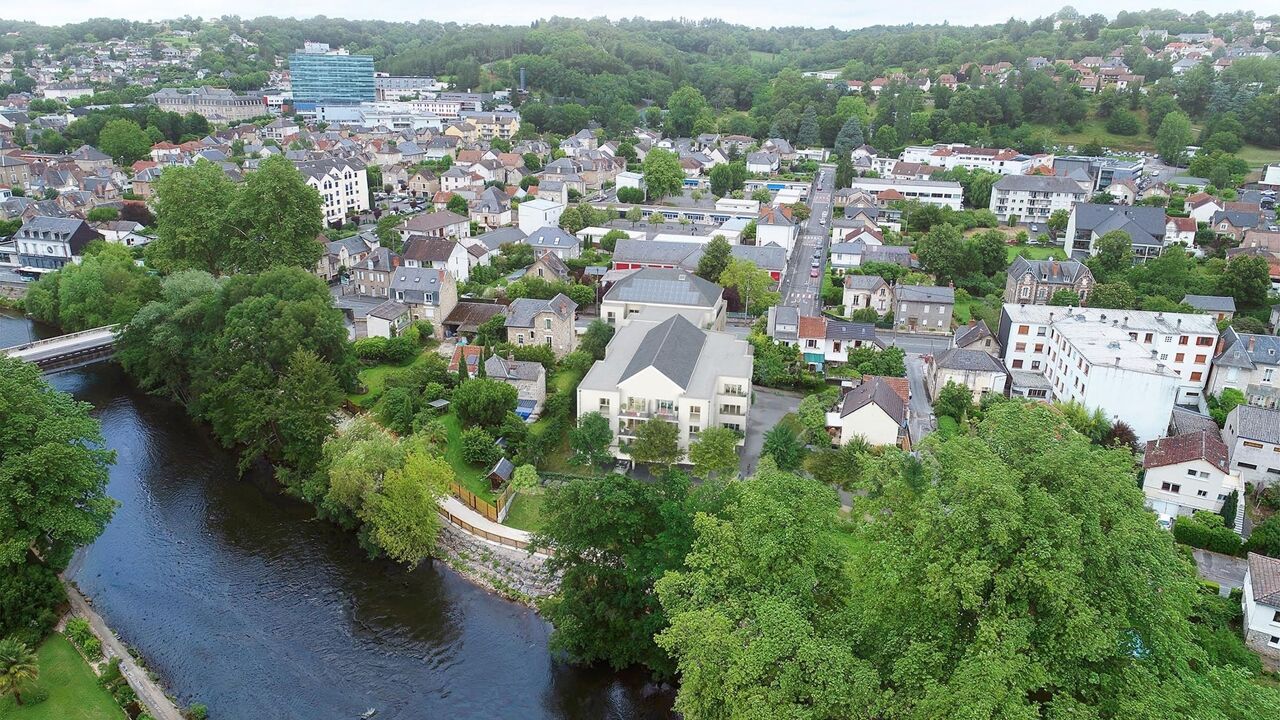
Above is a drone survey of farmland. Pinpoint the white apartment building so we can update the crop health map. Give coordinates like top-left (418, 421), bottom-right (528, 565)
top-left (988, 175), bottom-right (1088, 223)
top-left (1209, 329), bottom-right (1280, 408)
top-left (577, 312), bottom-right (753, 459)
top-left (998, 305), bottom-right (1219, 441)
top-left (900, 144), bottom-right (1050, 175)
top-left (601, 267), bottom-right (727, 331)
top-left (1223, 405), bottom-right (1280, 487)
top-left (297, 159), bottom-right (370, 226)
top-left (517, 199), bottom-right (564, 235)
top-left (1141, 430), bottom-right (1242, 518)
top-left (845, 178), bottom-right (964, 210)
top-left (1243, 553), bottom-right (1280, 670)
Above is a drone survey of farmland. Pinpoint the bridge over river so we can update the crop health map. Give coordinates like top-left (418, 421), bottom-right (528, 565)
top-left (2, 324), bottom-right (118, 371)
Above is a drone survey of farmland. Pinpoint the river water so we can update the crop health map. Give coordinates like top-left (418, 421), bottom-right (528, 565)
top-left (1, 312), bottom-right (673, 719)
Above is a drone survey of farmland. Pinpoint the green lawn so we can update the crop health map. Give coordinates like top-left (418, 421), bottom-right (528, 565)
top-left (438, 413), bottom-right (496, 503)
top-left (1036, 119), bottom-right (1156, 155)
top-left (503, 492), bottom-right (547, 532)
top-left (346, 345), bottom-right (439, 408)
top-left (0, 634), bottom-right (124, 720)
top-left (1006, 245), bottom-right (1067, 263)
top-left (1238, 144), bottom-right (1280, 170)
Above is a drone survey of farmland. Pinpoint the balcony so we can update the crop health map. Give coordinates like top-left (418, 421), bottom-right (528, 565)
top-left (654, 408), bottom-right (679, 422)
top-left (619, 407), bottom-right (651, 419)
top-left (720, 387), bottom-right (749, 398)
top-left (719, 405), bottom-right (746, 417)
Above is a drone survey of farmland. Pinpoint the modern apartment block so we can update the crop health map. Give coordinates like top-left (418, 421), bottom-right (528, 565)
top-left (988, 174), bottom-right (1087, 223)
top-left (998, 304), bottom-right (1219, 441)
top-left (577, 311), bottom-right (753, 459)
top-left (289, 42), bottom-right (375, 106)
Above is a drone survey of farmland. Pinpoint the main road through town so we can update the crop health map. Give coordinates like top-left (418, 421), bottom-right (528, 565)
top-left (778, 164), bottom-right (835, 316)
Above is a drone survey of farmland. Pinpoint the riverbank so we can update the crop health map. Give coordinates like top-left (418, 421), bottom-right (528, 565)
top-left (435, 519), bottom-right (557, 605)
top-left (61, 582), bottom-right (184, 720)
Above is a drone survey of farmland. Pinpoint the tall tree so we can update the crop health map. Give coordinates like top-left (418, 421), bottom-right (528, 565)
top-left (627, 419), bottom-right (682, 471)
top-left (148, 160), bottom-right (238, 274)
top-left (226, 155), bottom-right (325, 273)
top-left (696, 235), bottom-right (732, 282)
top-left (833, 115), bottom-right (865, 159)
top-left (687, 426), bottom-right (741, 480)
top-left (666, 86), bottom-right (709, 138)
top-left (569, 412), bottom-right (614, 468)
top-left (0, 638), bottom-right (38, 707)
top-left (97, 118), bottom-right (151, 164)
top-left (642, 148), bottom-right (684, 201)
top-left (22, 243), bottom-right (160, 332)
top-left (1155, 111), bottom-right (1193, 166)
top-left (796, 105), bottom-right (820, 148)
top-left (1217, 255), bottom-right (1271, 308)
top-left (719, 257), bottom-right (780, 315)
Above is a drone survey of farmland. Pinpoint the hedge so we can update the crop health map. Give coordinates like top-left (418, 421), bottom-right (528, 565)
top-left (1172, 511), bottom-right (1242, 556)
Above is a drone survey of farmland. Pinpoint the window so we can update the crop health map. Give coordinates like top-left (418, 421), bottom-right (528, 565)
top-left (1267, 368), bottom-right (1276, 383)
top-left (1034, 344), bottom-right (1044, 353)
top-left (690, 406), bottom-right (701, 418)
top-left (1190, 371), bottom-right (1202, 382)
top-left (1196, 337), bottom-right (1213, 346)
top-left (1195, 354), bottom-right (1207, 364)
top-left (517, 335), bottom-right (525, 345)
top-left (1270, 636), bottom-right (1280, 649)
top-left (806, 339), bottom-right (819, 349)
top-left (1239, 462), bottom-right (1259, 470)
top-left (1197, 489), bottom-right (1208, 497)
top-left (1036, 327), bottom-right (1046, 337)
top-left (1031, 361), bottom-right (1041, 370)
top-left (1017, 325), bottom-right (1030, 335)
top-left (1175, 352), bottom-right (1185, 362)
top-left (1245, 441), bottom-right (1265, 449)
top-left (1012, 359), bottom-right (1024, 369)
top-left (545, 336), bottom-right (553, 347)
top-left (1160, 482), bottom-right (1181, 493)
top-left (688, 425), bottom-right (700, 435)
top-left (1178, 336), bottom-right (1189, 346)
top-left (1144, 333), bottom-right (1153, 343)
top-left (1015, 342), bottom-right (1027, 352)
top-left (1186, 469), bottom-right (1198, 477)
top-left (598, 398), bottom-right (610, 412)
top-left (544, 318), bottom-right (552, 330)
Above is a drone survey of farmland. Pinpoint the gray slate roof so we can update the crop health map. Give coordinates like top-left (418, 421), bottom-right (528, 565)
top-left (993, 174), bottom-right (1087, 194)
top-left (934, 348), bottom-right (1006, 373)
top-left (1214, 327), bottom-right (1280, 370)
top-left (1072, 204), bottom-right (1166, 247)
top-left (505, 293), bottom-right (577, 328)
top-left (474, 226), bottom-right (526, 250)
top-left (525, 226), bottom-right (579, 251)
top-left (1182, 294), bottom-right (1236, 313)
top-left (1230, 404), bottom-right (1280, 445)
top-left (604, 267), bottom-right (722, 308)
top-left (485, 355), bottom-right (544, 381)
top-left (1006, 257), bottom-right (1090, 285)
top-left (839, 377), bottom-right (907, 424)
top-left (368, 300), bottom-right (409, 320)
top-left (895, 285), bottom-right (954, 304)
top-left (620, 314), bottom-right (707, 389)
top-left (825, 320), bottom-right (879, 343)
top-left (844, 274), bottom-right (887, 291)
top-left (1248, 553), bottom-right (1280, 607)
top-left (954, 320), bottom-right (993, 348)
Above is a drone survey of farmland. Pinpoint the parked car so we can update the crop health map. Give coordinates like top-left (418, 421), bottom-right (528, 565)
top-left (810, 268), bottom-right (820, 278)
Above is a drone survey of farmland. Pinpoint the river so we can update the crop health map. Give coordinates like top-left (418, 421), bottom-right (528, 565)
top-left (1, 312), bottom-right (673, 719)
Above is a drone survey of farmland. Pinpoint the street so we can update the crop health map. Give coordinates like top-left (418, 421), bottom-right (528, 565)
top-left (903, 353), bottom-right (936, 444)
top-left (778, 165), bottom-right (835, 315)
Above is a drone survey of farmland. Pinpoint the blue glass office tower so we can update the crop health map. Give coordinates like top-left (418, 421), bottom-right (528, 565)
top-left (289, 43), bottom-right (375, 108)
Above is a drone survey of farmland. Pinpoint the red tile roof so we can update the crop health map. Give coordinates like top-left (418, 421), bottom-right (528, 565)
top-left (1142, 429), bottom-right (1229, 473)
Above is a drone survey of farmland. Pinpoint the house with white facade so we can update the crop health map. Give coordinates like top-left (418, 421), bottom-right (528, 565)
top-left (296, 159), bottom-right (369, 227)
top-left (1064, 204), bottom-right (1168, 261)
top-left (523, 226), bottom-right (581, 260)
top-left (1243, 552), bottom-right (1280, 671)
top-left (401, 235), bottom-right (470, 282)
top-left (998, 304), bottom-right (1219, 441)
top-left (842, 275), bottom-right (894, 316)
top-left (1223, 404), bottom-right (1280, 487)
top-left (765, 306), bottom-right (882, 372)
top-left (1141, 430), bottom-right (1242, 518)
top-left (1211, 329), bottom-right (1280, 408)
top-left (988, 174), bottom-right (1087, 223)
top-left (846, 177), bottom-right (964, 210)
top-left (756, 205), bottom-right (799, 258)
top-left (825, 376), bottom-right (910, 449)
top-left (13, 216), bottom-right (101, 270)
top-left (577, 311), bottom-right (753, 459)
top-left (399, 210), bottom-right (470, 241)
top-left (601, 267), bottom-right (726, 330)
top-left (925, 348), bottom-right (1009, 401)
top-left (517, 199), bottom-right (564, 234)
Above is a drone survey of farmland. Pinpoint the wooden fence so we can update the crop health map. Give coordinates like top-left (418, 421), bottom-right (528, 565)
top-left (449, 480), bottom-right (517, 523)
top-left (437, 506), bottom-right (531, 551)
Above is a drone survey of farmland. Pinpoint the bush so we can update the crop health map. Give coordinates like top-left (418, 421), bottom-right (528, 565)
top-left (353, 336), bottom-right (389, 361)
top-left (1172, 511), bottom-right (1242, 555)
top-left (0, 563), bottom-right (65, 646)
top-left (186, 703), bottom-right (210, 720)
top-left (22, 684), bottom-right (49, 705)
top-left (461, 426), bottom-right (500, 466)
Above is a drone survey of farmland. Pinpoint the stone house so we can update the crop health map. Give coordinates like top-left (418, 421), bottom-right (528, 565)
top-left (504, 293), bottom-right (578, 357)
top-left (1004, 257), bottom-right (1094, 305)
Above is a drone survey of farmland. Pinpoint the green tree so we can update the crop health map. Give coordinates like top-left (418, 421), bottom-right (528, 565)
top-left (833, 115), bottom-right (865, 159)
top-left (86, 207), bottom-right (119, 222)
top-left (0, 357), bottom-right (115, 571)
top-left (23, 243), bottom-right (160, 332)
top-left (461, 426), bottom-right (500, 467)
top-left (569, 412), bottom-right (614, 468)
top-left (1156, 111), bottom-right (1193, 166)
top-left (1246, 515), bottom-right (1280, 557)
top-left (642, 148), bottom-right (684, 201)
top-left (1104, 109), bottom-right (1140, 135)
top-left (452, 378), bottom-right (518, 429)
top-left (1087, 282), bottom-right (1137, 310)
top-left (363, 450), bottom-right (450, 566)
top-left (627, 419), bottom-right (682, 471)
top-left (1217, 255), bottom-right (1271, 308)
top-left (656, 460), bottom-right (878, 719)
top-left (148, 160), bottom-right (238, 274)
top-left (577, 320), bottom-right (615, 360)
top-left (1048, 288), bottom-right (1081, 306)
top-left (1091, 230), bottom-right (1134, 279)
top-left (796, 105), bottom-right (820, 148)
top-left (932, 380), bottom-right (975, 421)
top-left (666, 86), bottom-right (709, 138)
top-left (687, 426), bottom-right (741, 480)
top-left (696, 235), bottom-right (732, 282)
top-left (447, 193), bottom-right (469, 216)
top-left (375, 213), bottom-right (405, 253)
top-left (720, 257), bottom-right (780, 315)
top-left (97, 118), bottom-right (151, 164)
top-left (534, 472), bottom-right (716, 675)
top-left (599, 229), bottom-right (628, 252)
top-left (0, 638), bottom-right (38, 707)
top-left (761, 423), bottom-right (804, 471)
top-left (1047, 208), bottom-right (1070, 238)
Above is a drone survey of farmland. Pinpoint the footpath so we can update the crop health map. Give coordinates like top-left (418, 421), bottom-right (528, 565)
top-left (62, 581), bottom-right (184, 720)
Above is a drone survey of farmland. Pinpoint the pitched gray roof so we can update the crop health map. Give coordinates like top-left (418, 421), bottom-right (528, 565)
top-left (954, 320), bottom-right (993, 348)
top-left (825, 320), bottom-right (879, 343)
top-left (1230, 404), bottom-right (1280, 445)
top-left (474, 226), bottom-right (526, 250)
top-left (368, 300), bottom-right (409, 320)
top-left (485, 355), bottom-right (543, 381)
top-left (604, 267), bottom-right (722, 308)
top-left (620, 314), bottom-right (707, 389)
top-left (1182, 294), bottom-right (1236, 313)
top-left (844, 274), bottom-right (887, 291)
top-left (934, 348), bottom-right (1006, 373)
top-left (1072, 204), bottom-right (1166, 246)
top-left (1006, 257), bottom-right (1091, 285)
top-left (1248, 553), bottom-right (1280, 607)
top-left (1170, 408), bottom-right (1221, 437)
top-left (993, 174), bottom-right (1087, 194)
top-left (1214, 327), bottom-right (1280, 370)
top-left (895, 285), bottom-right (954, 304)
top-left (505, 293), bottom-right (577, 328)
top-left (525, 226), bottom-right (579, 250)
top-left (839, 376), bottom-right (907, 424)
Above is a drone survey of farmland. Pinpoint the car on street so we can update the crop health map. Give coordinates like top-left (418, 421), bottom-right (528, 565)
top-left (810, 268), bottom-right (820, 278)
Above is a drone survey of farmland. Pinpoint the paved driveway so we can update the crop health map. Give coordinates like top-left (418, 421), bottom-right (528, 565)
top-left (1194, 548), bottom-right (1247, 590)
top-left (904, 353), bottom-right (936, 444)
top-left (740, 386), bottom-right (802, 475)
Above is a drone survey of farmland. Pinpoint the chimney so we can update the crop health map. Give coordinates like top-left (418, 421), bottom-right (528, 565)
top-left (1249, 335), bottom-right (1257, 352)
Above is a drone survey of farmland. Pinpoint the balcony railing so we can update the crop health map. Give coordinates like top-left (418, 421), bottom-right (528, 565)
top-left (720, 387), bottom-right (748, 397)
top-left (619, 407), bottom-right (651, 419)
top-left (654, 409), bottom-right (678, 422)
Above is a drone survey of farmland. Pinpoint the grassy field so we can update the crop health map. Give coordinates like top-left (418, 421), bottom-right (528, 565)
top-left (1006, 245), bottom-right (1067, 263)
top-left (0, 634), bottom-right (124, 720)
top-left (438, 413), bottom-right (495, 502)
top-left (1036, 119), bottom-right (1280, 169)
top-left (503, 492), bottom-right (547, 532)
top-left (346, 345), bottom-right (440, 408)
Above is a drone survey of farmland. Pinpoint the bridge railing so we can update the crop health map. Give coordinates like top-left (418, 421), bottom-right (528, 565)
top-left (2, 324), bottom-right (119, 353)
